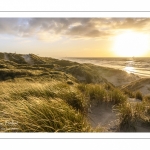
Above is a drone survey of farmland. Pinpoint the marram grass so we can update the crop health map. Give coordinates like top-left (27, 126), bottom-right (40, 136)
top-left (0, 98), bottom-right (94, 132)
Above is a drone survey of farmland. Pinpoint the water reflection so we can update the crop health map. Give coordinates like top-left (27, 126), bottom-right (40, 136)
top-left (124, 66), bottom-right (135, 74)
top-left (124, 60), bottom-right (135, 74)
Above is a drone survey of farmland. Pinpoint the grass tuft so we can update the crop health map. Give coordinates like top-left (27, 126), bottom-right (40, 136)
top-left (135, 91), bottom-right (143, 100)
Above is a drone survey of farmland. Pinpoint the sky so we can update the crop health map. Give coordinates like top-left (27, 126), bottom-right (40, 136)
top-left (0, 18), bottom-right (150, 58)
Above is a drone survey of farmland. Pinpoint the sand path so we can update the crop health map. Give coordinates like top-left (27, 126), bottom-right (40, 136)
top-left (88, 99), bottom-right (150, 132)
top-left (88, 103), bottom-right (119, 131)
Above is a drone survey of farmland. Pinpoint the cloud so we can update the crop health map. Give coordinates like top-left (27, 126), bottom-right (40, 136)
top-left (0, 18), bottom-right (150, 41)
top-left (109, 18), bottom-right (150, 30)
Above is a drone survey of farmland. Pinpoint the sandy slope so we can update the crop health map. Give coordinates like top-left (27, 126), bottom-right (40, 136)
top-left (22, 54), bottom-right (33, 64)
top-left (101, 71), bottom-right (139, 87)
top-left (89, 65), bottom-right (140, 87)
top-left (4, 53), bottom-right (9, 61)
top-left (123, 78), bottom-right (150, 96)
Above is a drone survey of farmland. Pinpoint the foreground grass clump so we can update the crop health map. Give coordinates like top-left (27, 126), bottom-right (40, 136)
top-left (109, 89), bottom-right (127, 105)
top-left (114, 103), bottom-right (137, 131)
top-left (58, 89), bottom-right (87, 114)
top-left (0, 98), bottom-right (93, 132)
top-left (114, 99), bottom-right (150, 132)
top-left (77, 83), bottom-right (127, 105)
top-left (86, 84), bottom-right (107, 104)
top-left (135, 91), bottom-right (143, 100)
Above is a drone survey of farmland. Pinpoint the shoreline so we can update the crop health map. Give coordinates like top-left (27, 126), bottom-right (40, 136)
top-left (64, 57), bottom-right (150, 78)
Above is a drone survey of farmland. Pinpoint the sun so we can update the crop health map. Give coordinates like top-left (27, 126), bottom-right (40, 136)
top-left (112, 30), bottom-right (149, 57)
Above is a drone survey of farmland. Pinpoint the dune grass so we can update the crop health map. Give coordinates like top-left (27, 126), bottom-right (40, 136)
top-left (135, 91), bottom-right (143, 100)
top-left (0, 98), bottom-right (93, 132)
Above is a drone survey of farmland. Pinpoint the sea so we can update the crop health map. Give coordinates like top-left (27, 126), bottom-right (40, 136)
top-left (63, 57), bottom-right (150, 78)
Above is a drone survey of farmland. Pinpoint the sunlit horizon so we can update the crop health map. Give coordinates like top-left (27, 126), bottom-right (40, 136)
top-left (112, 30), bottom-right (150, 57)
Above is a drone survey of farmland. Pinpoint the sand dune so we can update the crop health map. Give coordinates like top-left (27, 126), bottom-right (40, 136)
top-left (98, 68), bottom-right (140, 87)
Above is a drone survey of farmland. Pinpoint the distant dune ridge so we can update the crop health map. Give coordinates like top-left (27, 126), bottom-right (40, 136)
top-left (0, 52), bottom-right (150, 132)
top-left (0, 52), bottom-right (140, 86)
